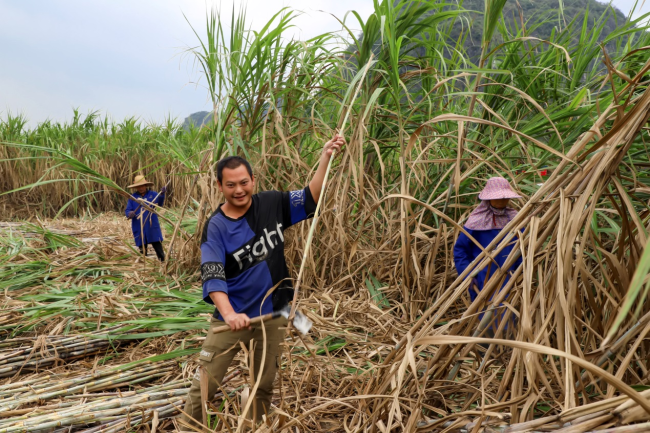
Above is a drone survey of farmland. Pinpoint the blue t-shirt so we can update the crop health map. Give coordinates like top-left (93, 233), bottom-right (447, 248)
top-left (200, 186), bottom-right (317, 319)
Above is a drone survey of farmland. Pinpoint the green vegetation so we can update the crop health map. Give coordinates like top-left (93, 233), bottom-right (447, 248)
top-left (2, 1), bottom-right (646, 218)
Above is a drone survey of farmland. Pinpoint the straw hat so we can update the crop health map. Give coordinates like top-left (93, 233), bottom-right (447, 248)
top-left (128, 175), bottom-right (154, 189)
top-left (478, 177), bottom-right (522, 200)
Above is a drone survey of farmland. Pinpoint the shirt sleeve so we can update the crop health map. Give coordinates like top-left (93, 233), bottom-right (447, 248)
top-left (281, 186), bottom-right (317, 228)
top-left (453, 230), bottom-right (473, 277)
top-left (125, 199), bottom-right (136, 217)
top-left (201, 221), bottom-right (228, 304)
top-left (154, 191), bottom-right (165, 207)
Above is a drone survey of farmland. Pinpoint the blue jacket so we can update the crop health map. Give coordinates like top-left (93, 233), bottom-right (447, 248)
top-left (125, 190), bottom-right (165, 247)
top-left (453, 228), bottom-right (522, 302)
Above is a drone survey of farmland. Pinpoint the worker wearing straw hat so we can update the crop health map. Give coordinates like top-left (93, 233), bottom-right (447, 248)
top-left (180, 135), bottom-right (345, 429)
top-left (453, 177), bottom-right (522, 334)
top-left (124, 175), bottom-right (167, 261)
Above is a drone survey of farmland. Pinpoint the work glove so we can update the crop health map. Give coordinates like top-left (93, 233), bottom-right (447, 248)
top-left (470, 278), bottom-right (480, 295)
top-left (127, 211), bottom-right (137, 219)
top-left (160, 186), bottom-right (167, 195)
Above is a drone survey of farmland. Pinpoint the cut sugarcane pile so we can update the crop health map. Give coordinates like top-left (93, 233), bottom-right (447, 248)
top-left (0, 327), bottom-right (123, 379)
top-left (0, 360), bottom-right (189, 433)
top-left (503, 389), bottom-right (650, 432)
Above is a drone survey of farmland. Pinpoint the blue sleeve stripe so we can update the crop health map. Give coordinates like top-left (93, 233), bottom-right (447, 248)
top-left (289, 189), bottom-right (308, 225)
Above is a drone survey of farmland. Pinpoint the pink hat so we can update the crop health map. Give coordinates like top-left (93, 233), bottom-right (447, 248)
top-left (478, 177), bottom-right (522, 200)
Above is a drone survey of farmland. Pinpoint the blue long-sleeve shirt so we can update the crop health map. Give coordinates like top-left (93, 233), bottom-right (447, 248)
top-left (453, 228), bottom-right (522, 302)
top-left (125, 189), bottom-right (165, 247)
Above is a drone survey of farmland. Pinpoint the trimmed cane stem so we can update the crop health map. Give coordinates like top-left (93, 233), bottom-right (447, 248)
top-left (288, 150), bottom-right (337, 321)
top-left (288, 55), bottom-right (374, 321)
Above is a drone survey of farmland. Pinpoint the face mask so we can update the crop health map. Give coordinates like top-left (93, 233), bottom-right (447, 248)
top-left (489, 203), bottom-right (508, 215)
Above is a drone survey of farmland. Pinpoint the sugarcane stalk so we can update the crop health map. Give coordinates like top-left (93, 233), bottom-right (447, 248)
top-left (72, 398), bottom-right (185, 433)
top-left (5, 390), bottom-right (187, 429)
top-left (287, 55), bottom-right (374, 322)
top-left (596, 422), bottom-right (650, 432)
top-left (163, 149), bottom-right (211, 272)
top-left (0, 402), bottom-right (78, 422)
top-left (84, 370), bottom-right (173, 393)
top-left (76, 398), bottom-right (186, 433)
top-left (0, 341), bottom-right (109, 367)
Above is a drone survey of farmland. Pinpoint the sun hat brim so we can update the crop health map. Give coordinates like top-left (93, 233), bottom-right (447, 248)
top-left (478, 190), bottom-right (522, 200)
top-left (128, 180), bottom-right (154, 189)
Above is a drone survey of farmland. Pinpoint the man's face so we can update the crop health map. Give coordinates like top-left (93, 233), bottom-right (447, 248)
top-left (218, 165), bottom-right (255, 208)
top-left (136, 185), bottom-right (148, 195)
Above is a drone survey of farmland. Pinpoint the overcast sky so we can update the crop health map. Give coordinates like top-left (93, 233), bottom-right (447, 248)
top-left (0, 1), bottom-right (646, 127)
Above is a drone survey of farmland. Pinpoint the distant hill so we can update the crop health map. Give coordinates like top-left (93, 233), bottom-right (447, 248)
top-left (454, 0), bottom-right (628, 61)
top-left (345, 0), bottom-right (628, 63)
top-left (182, 111), bottom-right (212, 130)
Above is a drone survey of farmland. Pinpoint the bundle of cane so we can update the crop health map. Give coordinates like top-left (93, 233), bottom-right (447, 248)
top-left (0, 360), bottom-right (241, 432)
top-left (0, 326), bottom-right (124, 379)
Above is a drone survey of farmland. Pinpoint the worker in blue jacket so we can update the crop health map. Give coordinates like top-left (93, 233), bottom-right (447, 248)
top-left (454, 177), bottom-right (522, 328)
top-left (125, 175), bottom-right (166, 261)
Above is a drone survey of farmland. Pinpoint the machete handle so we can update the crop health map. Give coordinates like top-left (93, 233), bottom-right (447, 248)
top-left (211, 311), bottom-right (281, 334)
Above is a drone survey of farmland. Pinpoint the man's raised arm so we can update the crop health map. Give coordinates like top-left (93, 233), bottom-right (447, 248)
top-left (308, 135), bottom-right (345, 203)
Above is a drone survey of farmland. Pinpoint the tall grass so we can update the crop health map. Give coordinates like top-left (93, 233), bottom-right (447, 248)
top-left (0, 110), bottom-right (210, 216)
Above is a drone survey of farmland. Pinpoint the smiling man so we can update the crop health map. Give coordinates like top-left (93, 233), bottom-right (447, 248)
top-left (181, 135), bottom-right (345, 428)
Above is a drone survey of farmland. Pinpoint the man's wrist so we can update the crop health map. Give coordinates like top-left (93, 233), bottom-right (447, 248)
top-left (321, 149), bottom-right (332, 162)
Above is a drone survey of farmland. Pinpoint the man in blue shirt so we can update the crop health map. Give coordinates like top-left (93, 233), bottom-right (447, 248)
top-left (181, 135), bottom-right (345, 428)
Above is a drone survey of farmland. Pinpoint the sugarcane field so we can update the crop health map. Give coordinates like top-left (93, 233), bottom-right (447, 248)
top-left (4, 0), bottom-right (650, 431)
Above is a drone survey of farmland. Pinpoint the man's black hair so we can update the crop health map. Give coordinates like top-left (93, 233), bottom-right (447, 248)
top-left (216, 156), bottom-right (253, 183)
